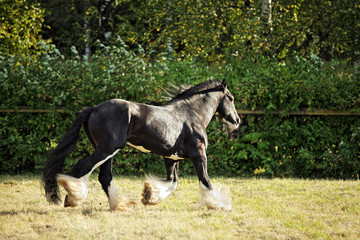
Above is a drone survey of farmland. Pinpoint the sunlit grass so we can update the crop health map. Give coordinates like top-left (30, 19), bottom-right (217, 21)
top-left (1, 175), bottom-right (359, 239)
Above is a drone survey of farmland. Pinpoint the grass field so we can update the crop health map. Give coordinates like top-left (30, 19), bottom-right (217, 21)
top-left (0, 174), bottom-right (359, 240)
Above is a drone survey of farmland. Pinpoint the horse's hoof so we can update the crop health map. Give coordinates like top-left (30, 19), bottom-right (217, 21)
top-left (111, 200), bottom-right (137, 211)
top-left (64, 194), bottom-right (78, 208)
top-left (64, 195), bottom-right (71, 207)
top-left (141, 182), bottom-right (157, 205)
top-left (141, 182), bottom-right (152, 205)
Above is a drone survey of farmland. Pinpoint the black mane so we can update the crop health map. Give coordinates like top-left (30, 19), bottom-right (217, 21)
top-left (168, 80), bottom-right (222, 103)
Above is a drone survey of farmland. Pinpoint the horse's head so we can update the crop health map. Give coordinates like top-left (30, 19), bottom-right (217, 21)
top-left (217, 80), bottom-right (241, 130)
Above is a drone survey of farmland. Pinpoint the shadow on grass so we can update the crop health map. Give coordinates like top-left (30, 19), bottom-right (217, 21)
top-left (0, 210), bottom-right (49, 216)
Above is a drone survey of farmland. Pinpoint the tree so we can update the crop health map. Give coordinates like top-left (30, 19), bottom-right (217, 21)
top-left (113, 0), bottom-right (258, 61)
top-left (269, 0), bottom-right (360, 62)
top-left (262, 0), bottom-right (272, 28)
top-left (38, 0), bottom-right (359, 63)
top-left (0, 0), bottom-right (49, 56)
top-left (41, 0), bottom-right (117, 57)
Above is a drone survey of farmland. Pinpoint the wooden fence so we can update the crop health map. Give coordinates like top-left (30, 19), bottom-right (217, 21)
top-left (1, 107), bottom-right (360, 116)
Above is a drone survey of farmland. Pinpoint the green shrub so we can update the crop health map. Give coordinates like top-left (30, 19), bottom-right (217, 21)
top-left (1, 44), bottom-right (359, 178)
top-left (210, 54), bottom-right (360, 178)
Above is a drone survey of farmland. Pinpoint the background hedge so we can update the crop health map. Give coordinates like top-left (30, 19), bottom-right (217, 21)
top-left (1, 42), bottom-right (359, 178)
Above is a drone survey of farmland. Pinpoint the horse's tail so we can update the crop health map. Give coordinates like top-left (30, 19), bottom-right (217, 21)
top-left (42, 107), bottom-right (95, 204)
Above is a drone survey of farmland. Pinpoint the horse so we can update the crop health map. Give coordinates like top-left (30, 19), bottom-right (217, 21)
top-left (42, 79), bottom-right (240, 211)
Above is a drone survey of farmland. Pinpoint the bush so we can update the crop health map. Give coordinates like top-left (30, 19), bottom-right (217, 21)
top-left (0, 40), bottom-right (215, 175)
top-left (208, 54), bottom-right (360, 178)
top-left (1, 44), bottom-right (359, 178)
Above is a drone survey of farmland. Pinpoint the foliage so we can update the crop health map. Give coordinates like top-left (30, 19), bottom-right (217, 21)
top-left (41, 0), bottom-right (98, 56)
top-left (207, 53), bottom-right (360, 178)
top-left (1, 42), bottom-right (359, 179)
top-left (267, 0), bottom-right (360, 62)
top-left (38, 0), bottom-right (360, 63)
top-left (1, 0), bottom-right (358, 179)
top-left (0, 40), bottom-right (210, 174)
top-left (116, 0), bottom-right (360, 62)
top-left (0, 0), bottom-right (50, 57)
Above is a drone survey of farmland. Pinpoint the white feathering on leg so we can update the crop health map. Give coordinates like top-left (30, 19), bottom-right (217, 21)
top-left (56, 174), bottom-right (89, 207)
top-left (107, 180), bottom-right (136, 211)
top-left (142, 174), bottom-right (178, 205)
top-left (199, 182), bottom-right (232, 211)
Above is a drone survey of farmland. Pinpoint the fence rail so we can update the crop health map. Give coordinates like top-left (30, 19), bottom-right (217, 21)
top-left (1, 107), bottom-right (360, 116)
top-left (237, 108), bottom-right (360, 116)
top-left (0, 107), bottom-right (68, 113)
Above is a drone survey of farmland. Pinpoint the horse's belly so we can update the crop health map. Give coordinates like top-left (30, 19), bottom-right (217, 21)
top-left (126, 142), bottom-right (151, 153)
top-left (126, 141), bottom-right (184, 160)
top-left (165, 153), bottom-right (184, 160)
top-left (127, 112), bottom-right (185, 158)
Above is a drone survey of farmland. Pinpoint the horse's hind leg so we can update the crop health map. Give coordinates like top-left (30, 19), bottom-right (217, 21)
top-left (142, 159), bottom-right (179, 205)
top-left (98, 158), bottom-right (136, 211)
top-left (56, 148), bottom-right (119, 207)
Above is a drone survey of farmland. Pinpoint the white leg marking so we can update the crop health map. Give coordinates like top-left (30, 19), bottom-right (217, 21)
top-left (91, 149), bottom-right (120, 173)
top-left (199, 182), bottom-right (232, 211)
top-left (142, 174), bottom-right (178, 205)
top-left (56, 149), bottom-right (120, 207)
top-left (107, 180), bottom-right (136, 211)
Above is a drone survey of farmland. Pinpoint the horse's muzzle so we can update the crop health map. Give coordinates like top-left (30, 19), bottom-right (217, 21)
top-left (225, 115), bottom-right (241, 130)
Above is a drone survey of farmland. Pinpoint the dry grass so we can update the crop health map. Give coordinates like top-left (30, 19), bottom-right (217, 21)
top-left (1, 174), bottom-right (359, 240)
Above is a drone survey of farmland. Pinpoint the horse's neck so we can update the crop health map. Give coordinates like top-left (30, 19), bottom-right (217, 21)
top-left (179, 92), bottom-right (223, 128)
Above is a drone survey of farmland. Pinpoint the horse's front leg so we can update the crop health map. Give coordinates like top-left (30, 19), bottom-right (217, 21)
top-left (191, 150), bottom-right (232, 211)
top-left (142, 159), bottom-right (179, 205)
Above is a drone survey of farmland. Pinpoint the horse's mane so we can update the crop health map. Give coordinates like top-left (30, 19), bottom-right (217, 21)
top-left (165, 80), bottom-right (222, 104)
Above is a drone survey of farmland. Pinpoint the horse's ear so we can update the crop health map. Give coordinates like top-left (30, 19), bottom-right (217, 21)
top-left (221, 79), bottom-right (227, 91)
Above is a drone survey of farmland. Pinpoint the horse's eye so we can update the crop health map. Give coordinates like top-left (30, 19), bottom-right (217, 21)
top-left (227, 95), bottom-right (234, 102)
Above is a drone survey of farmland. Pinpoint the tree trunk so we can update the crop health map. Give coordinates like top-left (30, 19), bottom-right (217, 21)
top-left (98, 0), bottom-right (114, 41)
top-left (262, 0), bottom-right (272, 29)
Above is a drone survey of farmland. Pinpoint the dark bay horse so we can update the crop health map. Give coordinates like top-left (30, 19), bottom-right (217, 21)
top-left (42, 80), bottom-right (240, 211)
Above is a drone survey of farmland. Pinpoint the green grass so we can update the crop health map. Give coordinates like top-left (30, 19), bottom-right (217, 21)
top-left (1, 174), bottom-right (359, 239)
